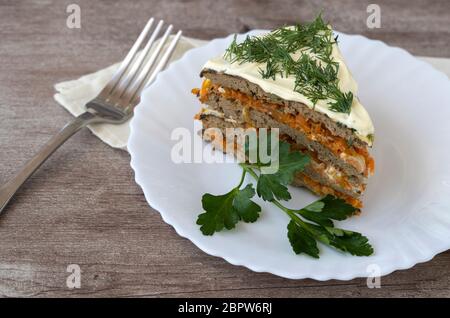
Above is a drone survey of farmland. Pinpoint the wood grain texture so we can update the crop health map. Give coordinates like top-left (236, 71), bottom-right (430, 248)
top-left (0, 0), bottom-right (449, 297)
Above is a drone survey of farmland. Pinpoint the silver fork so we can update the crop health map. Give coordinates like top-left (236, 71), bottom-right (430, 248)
top-left (0, 18), bottom-right (182, 214)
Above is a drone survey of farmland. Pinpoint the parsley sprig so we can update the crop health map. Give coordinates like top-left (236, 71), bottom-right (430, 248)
top-left (223, 14), bottom-right (353, 114)
top-left (197, 140), bottom-right (373, 258)
top-left (197, 169), bottom-right (261, 235)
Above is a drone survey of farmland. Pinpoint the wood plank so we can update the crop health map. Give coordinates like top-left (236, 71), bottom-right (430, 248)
top-left (0, 0), bottom-right (449, 297)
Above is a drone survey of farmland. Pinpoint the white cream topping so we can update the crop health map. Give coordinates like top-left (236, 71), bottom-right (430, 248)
top-left (203, 35), bottom-right (374, 145)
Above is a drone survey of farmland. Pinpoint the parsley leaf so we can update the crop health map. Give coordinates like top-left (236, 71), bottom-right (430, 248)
top-left (251, 141), bottom-right (310, 201)
top-left (317, 195), bottom-right (358, 219)
top-left (287, 220), bottom-right (319, 258)
top-left (329, 230), bottom-right (373, 256)
top-left (197, 182), bottom-right (261, 236)
top-left (257, 175), bottom-right (291, 201)
top-left (296, 195), bottom-right (358, 227)
top-left (233, 184), bottom-right (262, 222)
top-left (197, 191), bottom-right (239, 235)
top-left (272, 141), bottom-right (311, 185)
top-left (309, 224), bottom-right (374, 256)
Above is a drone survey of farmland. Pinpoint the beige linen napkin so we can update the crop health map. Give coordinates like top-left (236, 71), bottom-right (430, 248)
top-left (54, 36), bottom-right (450, 151)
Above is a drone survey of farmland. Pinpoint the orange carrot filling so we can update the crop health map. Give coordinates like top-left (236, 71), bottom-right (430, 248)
top-left (280, 134), bottom-right (363, 193)
top-left (200, 120), bottom-right (363, 208)
top-left (200, 120), bottom-right (363, 197)
top-left (296, 173), bottom-right (362, 209)
top-left (193, 79), bottom-right (374, 177)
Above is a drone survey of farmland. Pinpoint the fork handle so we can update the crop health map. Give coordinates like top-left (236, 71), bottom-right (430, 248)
top-left (0, 111), bottom-right (98, 214)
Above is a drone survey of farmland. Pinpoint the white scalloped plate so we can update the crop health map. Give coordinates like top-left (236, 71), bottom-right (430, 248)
top-left (128, 30), bottom-right (450, 280)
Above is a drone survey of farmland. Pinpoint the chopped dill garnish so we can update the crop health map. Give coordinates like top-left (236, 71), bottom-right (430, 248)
top-left (223, 14), bottom-right (353, 114)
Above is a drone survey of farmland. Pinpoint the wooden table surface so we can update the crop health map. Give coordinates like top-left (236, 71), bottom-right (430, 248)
top-left (0, 0), bottom-right (449, 297)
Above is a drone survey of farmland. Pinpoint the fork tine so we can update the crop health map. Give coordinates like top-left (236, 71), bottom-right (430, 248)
top-left (142, 30), bottom-right (182, 90)
top-left (111, 19), bottom-right (164, 100)
top-left (129, 30), bottom-right (182, 104)
top-left (124, 25), bottom-right (174, 103)
top-left (102, 17), bottom-right (154, 97)
top-left (86, 19), bottom-right (182, 122)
